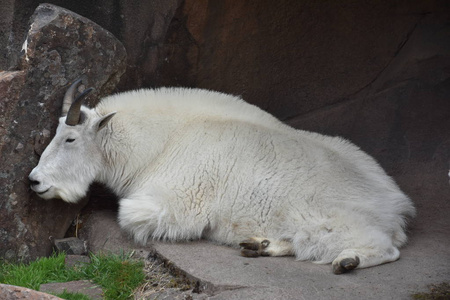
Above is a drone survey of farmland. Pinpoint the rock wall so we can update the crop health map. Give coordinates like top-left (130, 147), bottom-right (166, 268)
top-left (0, 4), bottom-right (126, 261)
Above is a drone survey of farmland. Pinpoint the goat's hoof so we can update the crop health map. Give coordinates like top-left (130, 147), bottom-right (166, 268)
top-left (332, 256), bottom-right (360, 274)
top-left (239, 238), bottom-right (271, 257)
top-left (241, 249), bottom-right (260, 257)
top-left (239, 239), bottom-right (260, 251)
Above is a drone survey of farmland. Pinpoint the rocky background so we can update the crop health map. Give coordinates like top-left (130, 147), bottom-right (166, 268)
top-left (0, 0), bottom-right (449, 261)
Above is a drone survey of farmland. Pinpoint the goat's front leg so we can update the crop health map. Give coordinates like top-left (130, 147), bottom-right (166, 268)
top-left (118, 187), bottom-right (209, 243)
top-left (118, 195), bottom-right (165, 244)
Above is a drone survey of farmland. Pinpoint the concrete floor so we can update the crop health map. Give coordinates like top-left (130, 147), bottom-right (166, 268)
top-left (81, 210), bottom-right (450, 300)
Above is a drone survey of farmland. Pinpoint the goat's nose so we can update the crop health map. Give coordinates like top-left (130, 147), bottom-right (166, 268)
top-left (30, 180), bottom-right (40, 186)
top-left (28, 175), bottom-right (40, 186)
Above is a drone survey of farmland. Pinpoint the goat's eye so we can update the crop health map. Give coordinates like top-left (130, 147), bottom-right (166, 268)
top-left (66, 138), bottom-right (75, 143)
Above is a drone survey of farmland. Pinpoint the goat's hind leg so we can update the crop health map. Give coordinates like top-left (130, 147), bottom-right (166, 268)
top-left (332, 246), bottom-right (400, 274)
top-left (240, 237), bottom-right (294, 257)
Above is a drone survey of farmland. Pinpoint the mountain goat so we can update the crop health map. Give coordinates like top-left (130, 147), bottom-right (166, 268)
top-left (29, 79), bottom-right (415, 274)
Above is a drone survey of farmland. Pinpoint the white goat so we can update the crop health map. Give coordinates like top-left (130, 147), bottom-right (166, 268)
top-left (29, 80), bottom-right (415, 274)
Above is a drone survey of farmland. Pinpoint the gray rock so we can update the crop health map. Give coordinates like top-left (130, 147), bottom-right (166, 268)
top-left (0, 0), bottom-right (183, 91)
top-left (116, 0), bottom-right (182, 89)
top-left (0, 3), bottom-right (126, 262)
top-left (40, 280), bottom-right (102, 300)
top-left (78, 210), bottom-right (139, 255)
top-left (0, 284), bottom-right (62, 300)
top-left (141, 288), bottom-right (208, 300)
top-left (54, 238), bottom-right (87, 255)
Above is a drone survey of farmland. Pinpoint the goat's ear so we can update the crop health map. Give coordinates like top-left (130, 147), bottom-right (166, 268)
top-left (95, 112), bottom-right (116, 132)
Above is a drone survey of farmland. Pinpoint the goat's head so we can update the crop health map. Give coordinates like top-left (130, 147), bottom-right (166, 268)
top-left (29, 79), bottom-right (115, 203)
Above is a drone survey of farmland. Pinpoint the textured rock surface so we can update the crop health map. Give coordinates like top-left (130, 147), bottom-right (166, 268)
top-left (138, 288), bottom-right (208, 300)
top-left (53, 238), bottom-right (87, 255)
top-left (40, 281), bottom-right (103, 300)
top-left (0, 0), bottom-right (183, 89)
top-left (0, 284), bottom-right (62, 300)
top-left (78, 210), bottom-right (138, 255)
top-left (0, 3), bottom-right (126, 262)
top-left (164, 1), bottom-right (444, 117)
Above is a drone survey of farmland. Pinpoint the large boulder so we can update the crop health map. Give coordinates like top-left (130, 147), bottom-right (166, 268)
top-left (0, 0), bottom-right (183, 90)
top-left (0, 284), bottom-right (63, 300)
top-left (0, 3), bottom-right (126, 262)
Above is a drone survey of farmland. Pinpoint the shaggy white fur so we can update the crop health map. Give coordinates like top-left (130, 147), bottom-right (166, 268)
top-left (30, 87), bottom-right (415, 274)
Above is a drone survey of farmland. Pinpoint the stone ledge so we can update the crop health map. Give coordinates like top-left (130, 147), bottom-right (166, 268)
top-left (0, 284), bottom-right (63, 300)
top-left (40, 280), bottom-right (103, 300)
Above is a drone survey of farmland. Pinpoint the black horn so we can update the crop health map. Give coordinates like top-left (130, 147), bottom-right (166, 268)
top-left (65, 87), bottom-right (93, 126)
top-left (62, 79), bottom-right (83, 116)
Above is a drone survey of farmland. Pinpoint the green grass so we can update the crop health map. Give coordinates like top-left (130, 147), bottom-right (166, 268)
top-left (53, 290), bottom-right (91, 300)
top-left (0, 253), bottom-right (77, 290)
top-left (75, 252), bottom-right (145, 299)
top-left (0, 252), bottom-right (145, 300)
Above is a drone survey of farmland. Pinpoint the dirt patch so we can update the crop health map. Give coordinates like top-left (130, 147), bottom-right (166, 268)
top-left (412, 282), bottom-right (450, 300)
